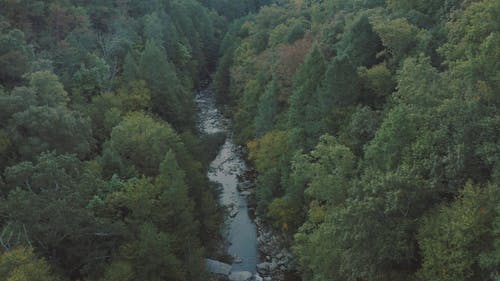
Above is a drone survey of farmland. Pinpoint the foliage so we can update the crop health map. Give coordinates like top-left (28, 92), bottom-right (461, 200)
top-left (0, 27), bottom-right (34, 87)
top-left (101, 112), bottom-right (183, 178)
top-left (0, 247), bottom-right (59, 281)
top-left (0, 1), bottom-right (225, 280)
top-left (217, 0), bottom-right (500, 280)
top-left (1, 0), bottom-right (499, 280)
top-left (417, 183), bottom-right (500, 281)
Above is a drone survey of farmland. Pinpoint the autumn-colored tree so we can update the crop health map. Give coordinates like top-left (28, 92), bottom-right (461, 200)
top-left (0, 247), bottom-right (59, 281)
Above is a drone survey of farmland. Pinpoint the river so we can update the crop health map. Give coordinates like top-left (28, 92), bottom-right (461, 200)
top-left (195, 81), bottom-right (258, 274)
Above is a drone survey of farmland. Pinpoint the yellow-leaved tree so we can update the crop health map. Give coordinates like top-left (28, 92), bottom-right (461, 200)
top-left (0, 247), bottom-right (58, 281)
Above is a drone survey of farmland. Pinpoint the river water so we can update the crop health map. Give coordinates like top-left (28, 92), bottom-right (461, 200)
top-left (195, 82), bottom-right (258, 274)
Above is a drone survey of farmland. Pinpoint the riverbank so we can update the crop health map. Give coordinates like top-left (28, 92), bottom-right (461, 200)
top-left (197, 81), bottom-right (298, 281)
top-left (196, 81), bottom-right (259, 278)
top-left (237, 173), bottom-right (294, 281)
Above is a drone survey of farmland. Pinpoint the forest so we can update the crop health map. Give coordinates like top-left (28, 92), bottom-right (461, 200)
top-left (0, 0), bottom-right (498, 281)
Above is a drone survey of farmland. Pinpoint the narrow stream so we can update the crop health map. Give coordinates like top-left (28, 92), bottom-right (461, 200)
top-left (195, 82), bottom-right (258, 274)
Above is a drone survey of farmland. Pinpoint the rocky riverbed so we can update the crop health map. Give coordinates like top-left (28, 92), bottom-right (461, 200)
top-left (197, 82), bottom-right (294, 281)
top-left (196, 82), bottom-right (258, 279)
top-left (238, 179), bottom-right (294, 281)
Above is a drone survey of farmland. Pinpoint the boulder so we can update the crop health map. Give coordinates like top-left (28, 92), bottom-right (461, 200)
top-left (237, 181), bottom-right (254, 191)
top-left (229, 271), bottom-right (253, 281)
top-left (269, 261), bottom-right (278, 271)
top-left (257, 262), bottom-right (276, 274)
top-left (257, 262), bottom-right (269, 274)
top-left (240, 191), bottom-right (251, 197)
top-left (229, 205), bottom-right (239, 218)
top-left (206, 259), bottom-right (231, 276)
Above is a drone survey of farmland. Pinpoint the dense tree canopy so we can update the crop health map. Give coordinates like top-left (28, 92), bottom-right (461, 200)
top-left (0, 0), bottom-right (498, 280)
top-left (0, 0), bottom-right (227, 280)
top-left (215, 0), bottom-right (500, 280)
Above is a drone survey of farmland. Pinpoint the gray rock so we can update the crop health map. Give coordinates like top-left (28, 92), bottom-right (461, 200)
top-left (240, 191), bottom-right (251, 197)
top-left (206, 259), bottom-right (231, 276)
top-left (269, 261), bottom-right (278, 271)
top-left (237, 181), bottom-right (253, 191)
top-left (257, 262), bottom-right (270, 274)
top-left (263, 277), bottom-right (272, 281)
top-left (229, 271), bottom-right (253, 281)
top-left (229, 206), bottom-right (239, 218)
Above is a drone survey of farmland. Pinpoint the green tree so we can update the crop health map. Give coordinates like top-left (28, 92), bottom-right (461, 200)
top-left (341, 106), bottom-right (381, 156)
top-left (364, 56), bottom-right (445, 172)
top-left (86, 80), bottom-right (151, 144)
top-left (318, 55), bottom-right (361, 133)
top-left (374, 18), bottom-right (420, 66)
top-left (439, 0), bottom-right (500, 102)
top-left (336, 14), bottom-right (383, 67)
top-left (138, 40), bottom-right (193, 128)
top-left (100, 260), bottom-right (134, 281)
top-left (71, 54), bottom-right (111, 102)
top-left (214, 49), bottom-right (234, 104)
top-left (28, 71), bottom-right (69, 107)
top-left (0, 28), bottom-right (34, 86)
top-left (143, 12), bottom-right (165, 46)
top-left (9, 106), bottom-right (93, 160)
top-left (357, 63), bottom-right (395, 107)
top-left (122, 51), bottom-right (140, 83)
top-left (0, 87), bottom-right (36, 127)
top-left (100, 112), bottom-right (184, 178)
top-left (288, 45), bottom-right (326, 149)
top-left (417, 183), bottom-right (500, 281)
top-left (155, 151), bottom-right (201, 253)
top-left (233, 74), bottom-right (267, 144)
top-left (248, 131), bottom-right (291, 215)
top-left (255, 79), bottom-right (279, 137)
top-left (270, 135), bottom-right (355, 233)
top-left (0, 247), bottom-right (59, 281)
top-left (118, 223), bottom-right (187, 281)
top-left (103, 155), bottom-right (205, 281)
top-left (294, 166), bottom-right (432, 281)
top-left (303, 135), bottom-right (355, 205)
top-left (1, 152), bottom-right (121, 278)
